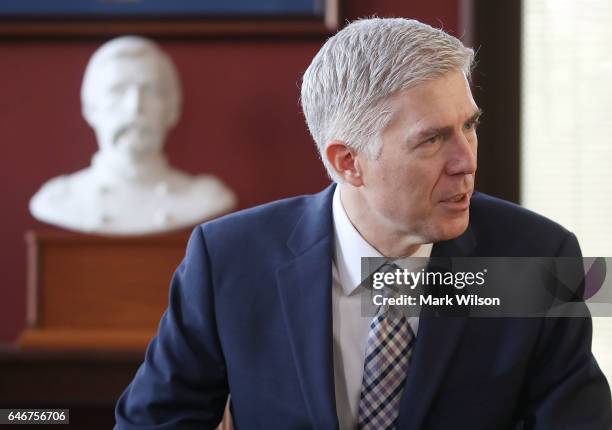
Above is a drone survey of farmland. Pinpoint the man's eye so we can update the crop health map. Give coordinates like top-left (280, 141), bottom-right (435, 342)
top-left (110, 84), bottom-right (127, 95)
top-left (424, 135), bottom-right (439, 145)
top-left (464, 119), bottom-right (480, 131)
top-left (142, 84), bottom-right (163, 98)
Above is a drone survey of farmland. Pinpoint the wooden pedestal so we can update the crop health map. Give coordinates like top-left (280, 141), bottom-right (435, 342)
top-left (19, 230), bottom-right (190, 352)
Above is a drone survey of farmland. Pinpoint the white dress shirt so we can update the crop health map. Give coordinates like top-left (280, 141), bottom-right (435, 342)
top-left (331, 185), bottom-right (433, 429)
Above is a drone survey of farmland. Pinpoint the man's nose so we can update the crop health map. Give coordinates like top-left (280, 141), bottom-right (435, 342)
top-left (445, 132), bottom-right (477, 176)
top-left (123, 86), bottom-right (145, 117)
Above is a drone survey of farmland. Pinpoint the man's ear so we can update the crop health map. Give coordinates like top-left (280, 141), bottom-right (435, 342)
top-left (82, 102), bottom-right (97, 128)
top-left (325, 140), bottom-right (364, 186)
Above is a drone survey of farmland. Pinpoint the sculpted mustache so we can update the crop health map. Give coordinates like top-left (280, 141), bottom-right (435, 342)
top-left (112, 122), bottom-right (154, 141)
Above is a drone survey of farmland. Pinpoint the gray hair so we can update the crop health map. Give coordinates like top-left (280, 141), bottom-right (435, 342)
top-left (81, 36), bottom-right (181, 122)
top-left (300, 17), bottom-right (475, 181)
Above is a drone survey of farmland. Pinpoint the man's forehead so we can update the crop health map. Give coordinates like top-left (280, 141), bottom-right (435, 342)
top-left (382, 73), bottom-right (479, 132)
top-left (93, 55), bottom-right (168, 84)
top-left (99, 55), bottom-right (162, 71)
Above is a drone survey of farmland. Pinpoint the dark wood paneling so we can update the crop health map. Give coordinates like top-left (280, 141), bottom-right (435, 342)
top-left (470, 0), bottom-right (522, 203)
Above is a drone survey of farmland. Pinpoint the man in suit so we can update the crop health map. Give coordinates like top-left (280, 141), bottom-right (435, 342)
top-left (115, 18), bottom-right (612, 429)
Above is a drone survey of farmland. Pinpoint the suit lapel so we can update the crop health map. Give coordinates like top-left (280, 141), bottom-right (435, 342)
top-left (396, 225), bottom-right (477, 429)
top-left (276, 184), bottom-right (339, 430)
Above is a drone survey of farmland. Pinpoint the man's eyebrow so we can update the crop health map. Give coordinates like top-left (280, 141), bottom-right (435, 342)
top-left (470, 108), bottom-right (484, 122)
top-left (413, 125), bottom-right (452, 141)
top-left (412, 108), bottom-right (484, 141)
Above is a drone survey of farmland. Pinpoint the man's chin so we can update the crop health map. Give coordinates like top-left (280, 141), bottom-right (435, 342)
top-left (114, 141), bottom-right (159, 161)
top-left (432, 212), bottom-right (470, 242)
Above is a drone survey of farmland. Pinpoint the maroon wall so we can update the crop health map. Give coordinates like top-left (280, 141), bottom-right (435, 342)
top-left (0, 0), bottom-right (460, 343)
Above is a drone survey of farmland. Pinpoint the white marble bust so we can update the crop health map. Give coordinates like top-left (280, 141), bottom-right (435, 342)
top-left (30, 36), bottom-right (236, 235)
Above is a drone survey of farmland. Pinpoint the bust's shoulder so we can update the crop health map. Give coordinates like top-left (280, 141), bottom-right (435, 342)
top-left (163, 169), bottom-right (231, 193)
top-left (190, 173), bottom-right (234, 195)
top-left (36, 175), bottom-right (71, 197)
top-left (31, 168), bottom-right (94, 202)
top-left (29, 169), bottom-right (98, 230)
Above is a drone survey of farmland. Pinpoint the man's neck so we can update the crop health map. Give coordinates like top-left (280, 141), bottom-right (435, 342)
top-left (338, 183), bottom-right (424, 258)
top-left (91, 149), bottom-right (169, 185)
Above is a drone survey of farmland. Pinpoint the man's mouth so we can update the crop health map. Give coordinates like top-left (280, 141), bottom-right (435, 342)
top-left (115, 124), bottom-right (147, 139)
top-left (446, 193), bottom-right (465, 202)
top-left (440, 192), bottom-right (471, 209)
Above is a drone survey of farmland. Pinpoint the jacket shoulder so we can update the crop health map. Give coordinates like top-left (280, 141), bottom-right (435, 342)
top-left (196, 191), bottom-right (317, 251)
top-left (469, 192), bottom-right (577, 256)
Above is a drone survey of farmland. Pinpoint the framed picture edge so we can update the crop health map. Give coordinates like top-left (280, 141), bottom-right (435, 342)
top-left (0, 0), bottom-right (340, 37)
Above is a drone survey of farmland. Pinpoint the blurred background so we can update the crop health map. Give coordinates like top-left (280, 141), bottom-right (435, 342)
top-left (1, 0), bottom-right (611, 427)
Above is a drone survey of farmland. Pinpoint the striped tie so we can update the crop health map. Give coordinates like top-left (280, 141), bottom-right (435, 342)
top-left (357, 268), bottom-right (415, 430)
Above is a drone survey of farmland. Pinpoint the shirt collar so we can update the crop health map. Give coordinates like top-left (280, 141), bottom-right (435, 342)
top-left (332, 184), bottom-right (433, 296)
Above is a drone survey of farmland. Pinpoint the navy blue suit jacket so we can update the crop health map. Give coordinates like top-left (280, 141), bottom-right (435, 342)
top-left (115, 185), bottom-right (612, 429)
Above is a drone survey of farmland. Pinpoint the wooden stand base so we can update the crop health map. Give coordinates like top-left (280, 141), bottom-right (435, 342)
top-left (18, 328), bottom-right (156, 352)
top-left (21, 230), bottom-right (190, 351)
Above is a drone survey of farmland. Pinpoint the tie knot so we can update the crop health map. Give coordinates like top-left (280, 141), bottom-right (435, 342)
top-left (374, 263), bottom-right (403, 316)
top-left (372, 262), bottom-right (425, 319)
